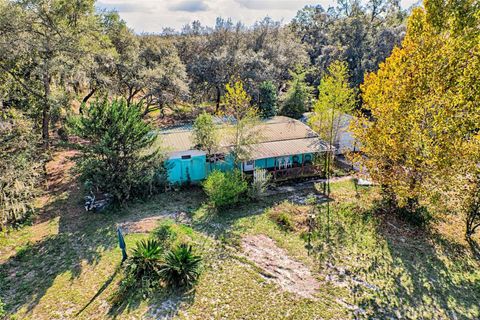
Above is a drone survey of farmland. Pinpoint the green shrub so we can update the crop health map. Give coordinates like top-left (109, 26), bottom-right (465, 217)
top-left (153, 223), bottom-right (178, 248)
top-left (203, 170), bottom-right (248, 208)
top-left (268, 210), bottom-right (295, 231)
top-left (159, 243), bottom-right (202, 288)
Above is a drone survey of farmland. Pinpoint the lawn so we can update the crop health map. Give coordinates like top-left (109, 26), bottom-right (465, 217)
top-left (0, 150), bottom-right (479, 319)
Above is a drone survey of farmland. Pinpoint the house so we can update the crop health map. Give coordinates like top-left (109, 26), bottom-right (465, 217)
top-left (159, 116), bottom-right (330, 184)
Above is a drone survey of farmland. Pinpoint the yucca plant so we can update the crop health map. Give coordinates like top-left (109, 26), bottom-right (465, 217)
top-left (126, 239), bottom-right (163, 284)
top-left (159, 243), bottom-right (202, 288)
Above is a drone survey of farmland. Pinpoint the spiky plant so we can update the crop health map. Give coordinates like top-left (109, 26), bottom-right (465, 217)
top-left (126, 239), bottom-right (163, 283)
top-left (159, 243), bottom-right (202, 288)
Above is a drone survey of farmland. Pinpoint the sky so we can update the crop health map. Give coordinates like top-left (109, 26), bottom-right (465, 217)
top-left (96, 0), bottom-right (419, 33)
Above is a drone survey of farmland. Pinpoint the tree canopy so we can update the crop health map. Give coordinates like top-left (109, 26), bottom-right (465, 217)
top-left (352, 0), bottom-right (480, 230)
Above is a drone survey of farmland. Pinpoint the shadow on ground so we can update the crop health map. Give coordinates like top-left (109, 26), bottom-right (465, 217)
top-left (0, 190), bottom-right (119, 315)
top-left (325, 203), bottom-right (480, 319)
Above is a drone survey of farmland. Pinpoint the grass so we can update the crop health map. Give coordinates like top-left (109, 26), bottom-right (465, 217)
top-left (0, 152), bottom-right (479, 319)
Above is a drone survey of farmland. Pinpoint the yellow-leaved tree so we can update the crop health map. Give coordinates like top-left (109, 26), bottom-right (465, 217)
top-left (351, 0), bottom-right (480, 231)
top-left (221, 79), bottom-right (261, 166)
top-left (310, 60), bottom-right (357, 239)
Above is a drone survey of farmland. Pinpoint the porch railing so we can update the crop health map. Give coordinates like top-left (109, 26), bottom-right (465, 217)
top-left (270, 164), bottom-right (324, 181)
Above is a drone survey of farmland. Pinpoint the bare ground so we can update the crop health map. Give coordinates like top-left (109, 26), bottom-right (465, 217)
top-left (241, 234), bottom-right (320, 299)
top-left (117, 211), bottom-right (191, 234)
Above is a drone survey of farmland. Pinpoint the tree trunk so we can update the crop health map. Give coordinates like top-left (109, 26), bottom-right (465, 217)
top-left (215, 85), bottom-right (221, 112)
top-left (82, 88), bottom-right (96, 104)
top-left (79, 88), bottom-right (96, 114)
top-left (466, 178), bottom-right (480, 238)
top-left (143, 105), bottom-right (150, 116)
top-left (42, 69), bottom-right (51, 149)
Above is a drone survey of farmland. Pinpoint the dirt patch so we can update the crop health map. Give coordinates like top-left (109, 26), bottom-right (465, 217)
top-left (241, 234), bottom-right (320, 299)
top-left (117, 211), bottom-right (191, 234)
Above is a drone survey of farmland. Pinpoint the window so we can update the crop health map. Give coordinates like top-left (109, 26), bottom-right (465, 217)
top-left (207, 153), bottom-right (225, 163)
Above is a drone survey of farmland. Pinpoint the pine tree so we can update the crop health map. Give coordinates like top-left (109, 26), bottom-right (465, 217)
top-left (258, 81), bottom-right (277, 118)
top-left (71, 99), bottom-right (165, 203)
top-left (281, 69), bottom-right (312, 119)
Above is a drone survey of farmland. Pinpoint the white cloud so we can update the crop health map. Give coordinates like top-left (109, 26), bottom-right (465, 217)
top-left (96, 0), bottom-right (420, 33)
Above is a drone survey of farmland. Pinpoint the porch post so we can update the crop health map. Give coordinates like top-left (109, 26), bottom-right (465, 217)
top-left (274, 157), bottom-right (277, 179)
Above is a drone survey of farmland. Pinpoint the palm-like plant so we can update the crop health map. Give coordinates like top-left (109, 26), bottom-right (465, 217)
top-left (127, 239), bottom-right (163, 282)
top-left (159, 243), bottom-right (202, 288)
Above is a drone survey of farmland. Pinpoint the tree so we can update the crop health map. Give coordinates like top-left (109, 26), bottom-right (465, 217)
top-left (258, 81), bottom-right (277, 118)
top-left (290, 1), bottom-right (406, 90)
top-left (221, 80), bottom-right (260, 165)
top-left (192, 112), bottom-right (219, 163)
top-left (175, 17), bottom-right (308, 108)
top-left (0, 109), bottom-right (42, 229)
top-left (310, 61), bottom-right (356, 148)
top-left (116, 35), bottom-right (189, 116)
top-left (309, 60), bottom-right (356, 238)
top-left (281, 69), bottom-right (312, 119)
top-left (0, 0), bottom-right (109, 148)
top-left (466, 175), bottom-right (480, 239)
top-left (351, 0), bottom-right (480, 227)
top-left (71, 99), bottom-right (165, 203)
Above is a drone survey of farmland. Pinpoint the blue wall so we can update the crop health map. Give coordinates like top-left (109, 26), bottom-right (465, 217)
top-left (166, 154), bottom-right (207, 184)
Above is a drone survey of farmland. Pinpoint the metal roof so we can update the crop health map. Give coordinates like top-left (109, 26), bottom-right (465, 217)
top-left (158, 116), bottom-right (328, 158)
top-left (249, 137), bottom-right (329, 159)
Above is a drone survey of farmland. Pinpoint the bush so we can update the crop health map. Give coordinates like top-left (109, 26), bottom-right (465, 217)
top-left (110, 239), bottom-right (164, 306)
top-left (203, 170), bottom-right (248, 208)
top-left (70, 99), bottom-right (165, 203)
top-left (153, 223), bottom-right (178, 248)
top-left (271, 212), bottom-right (295, 231)
top-left (249, 169), bottom-right (272, 200)
top-left (159, 243), bottom-right (202, 288)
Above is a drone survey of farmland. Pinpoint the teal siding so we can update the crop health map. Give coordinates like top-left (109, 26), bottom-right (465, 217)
top-left (207, 154), bottom-right (236, 174)
top-left (166, 154), bottom-right (207, 184)
top-left (166, 152), bottom-right (317, 184)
